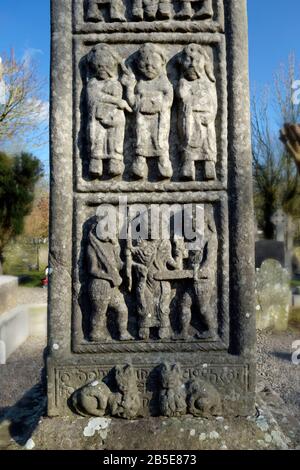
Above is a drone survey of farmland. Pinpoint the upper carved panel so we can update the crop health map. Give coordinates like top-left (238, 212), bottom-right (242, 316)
top-left (73, 0), bottom-right (224, 33)
top-left (75, 39), bottom-right (228, 191)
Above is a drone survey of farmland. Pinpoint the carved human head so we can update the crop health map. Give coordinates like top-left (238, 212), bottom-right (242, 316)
top-left (181, 44), bottom-right (215, 82)
top-left (137, 44), bottom-right (167, 80)
top-left (95, 208), bottom-right (117, 242)
top-left (87, 44), bottom-right (121, 80)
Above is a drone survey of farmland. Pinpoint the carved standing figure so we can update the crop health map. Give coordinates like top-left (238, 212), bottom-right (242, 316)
top-left (86, 44), bottom-right (132, 178)
top-left (130, 238), bottom-right (177, 340)
top-left (123, 44), bottom-right (173, 180)
top-left (132, 0), bottom-right (172, 20)
top-left (86, 215), bottom-right (133, 342)
top-left (179, 205), bottom-right (218, 339)
top-left (85, 0), bottom-right (126, 22)
top-left (177, 44), bottom-right (217, 181)
top-left (159, 363), bottom-right (187, 417)
top-left (177, 0), bottom-right (213, 20)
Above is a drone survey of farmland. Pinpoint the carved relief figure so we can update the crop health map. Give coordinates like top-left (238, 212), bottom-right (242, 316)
top-left (71, 380), bottom-right (111, 417)
top-left (85, 0), bottom-right (126, 22)
top-left (124, 44), bottom-right (173, 180)
top-left (177, 44), bottom-right (217, 181)
top-left (159, 363), bottom-right (187, 417)
top-left (132, 0), bottom-right (172, 20)
top-left (86, 215), bottom-right (133, 342)
top-left (86, 44), bottom-right (132, 178)
top-left (129, 237), bottom-right (178, 340)
top-left (110, 365), bottom-right (141, 419)
top-left (187, 379), bottom-right (221, 417)
top-left (179, 205), bottom-right (218, 339)
top-left (71, 365), bottom-right (141, 419)
top-left (177, 0), bottom-right (213, 20)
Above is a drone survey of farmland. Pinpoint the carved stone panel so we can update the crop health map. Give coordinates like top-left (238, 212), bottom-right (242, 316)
top-left (48, 0), bottom-right (255, 420)
top-left (75, 38), bottom-right (227, 191)
top-left (72, 195), bottom-right (229, 353)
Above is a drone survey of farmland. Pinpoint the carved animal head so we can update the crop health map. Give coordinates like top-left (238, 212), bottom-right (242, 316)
top-left (160, 363), bottom-right (185, 390)
top-left (115, 364), bottom-right (137, 393)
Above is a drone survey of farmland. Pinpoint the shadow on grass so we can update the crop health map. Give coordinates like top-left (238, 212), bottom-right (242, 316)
top-left (0, 381), bottom-right (47, 447)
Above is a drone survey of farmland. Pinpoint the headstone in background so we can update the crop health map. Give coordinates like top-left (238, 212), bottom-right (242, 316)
top-left (271, 209), bottom-right (296, 273)
top-left (47, 0), bottom-right (256, 419)
top-left (256, 260), bottom-right (291, 331)
top-left (255, 240), bottom-right (285, 268)
top-left (271, 209), bottom-right (285, 243)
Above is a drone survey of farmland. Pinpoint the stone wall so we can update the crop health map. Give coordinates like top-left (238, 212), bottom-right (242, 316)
top-left (0, 276), bottom-right (18, 316)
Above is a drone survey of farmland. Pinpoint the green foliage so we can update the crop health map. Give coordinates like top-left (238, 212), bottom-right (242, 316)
top-left (0, 151), bottom-right (44, 264)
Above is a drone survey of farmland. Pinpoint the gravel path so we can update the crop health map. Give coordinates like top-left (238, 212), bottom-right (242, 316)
top-left (0, 287), bottom-right (47, 414)
top-left (257, 326), bottom-right (300, 420)
top-left (15, 287), bottom-right (47, 306)
top-left (0, 335), bottom-right (46, 413)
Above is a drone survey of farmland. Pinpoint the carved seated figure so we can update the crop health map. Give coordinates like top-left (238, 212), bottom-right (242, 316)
top-left (177, 44), bottom-right (218, 181)
top-left (123, 44), bottom-right (173, 180)
top-left (159, 363), bottom-right (187, 417)
top-left (86, 215), bottom-right (133, 342)
top-left (85, 0), bottom-right (126, 22)
top-left (132, 0), bottom-right (172, 21)
top-left (177, 0), bottom-right (213, 20)
top-left (86, 44), bottom-right (132, 179)
top-left (110, 365), bottom-right (141, 419)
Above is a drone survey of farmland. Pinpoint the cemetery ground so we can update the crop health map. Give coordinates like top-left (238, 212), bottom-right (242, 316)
top-left (0, 287), bottom-right (299, 450)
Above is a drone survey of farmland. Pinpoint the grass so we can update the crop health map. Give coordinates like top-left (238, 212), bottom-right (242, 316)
top-left (291, 279), bottom-right (300, 288)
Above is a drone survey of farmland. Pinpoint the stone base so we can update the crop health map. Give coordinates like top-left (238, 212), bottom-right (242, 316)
top-left (0, 383), bottom-right (299, 450)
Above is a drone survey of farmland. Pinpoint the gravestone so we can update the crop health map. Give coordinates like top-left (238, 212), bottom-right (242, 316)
top-left (255, 240), bottom-right (285, 269)
top-left (47, 0), bottom-right (255, 419)
top-left (271, 209), bottom-right (296, 273)
top-left (256, 260), bottom-right (291, 331)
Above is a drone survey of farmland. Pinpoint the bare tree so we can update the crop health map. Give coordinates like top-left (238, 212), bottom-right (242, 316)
top-left (280, 123), bottom-right (300, 175)
top-left (0, 50), bottom-right (48, 148)
top-left (252, 54), bottom-right (300, 238)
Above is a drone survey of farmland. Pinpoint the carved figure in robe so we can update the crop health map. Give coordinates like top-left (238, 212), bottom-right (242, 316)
top-left (177, 44), bottom-right (217, 181)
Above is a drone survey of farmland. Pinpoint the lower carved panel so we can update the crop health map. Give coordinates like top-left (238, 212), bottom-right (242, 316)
top-left (48, 361), bottom-right (254, 418)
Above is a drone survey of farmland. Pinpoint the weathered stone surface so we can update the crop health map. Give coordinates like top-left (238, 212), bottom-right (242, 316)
top-left (256, 260), bottom-right (291, 331)
top-left (0, 384), bottom-right (297, 450)
top-left (47, 0), bottom-right (255, 420)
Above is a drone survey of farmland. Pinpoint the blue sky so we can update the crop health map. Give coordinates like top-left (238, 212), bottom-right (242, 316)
top-left (0, 0), bottom-right (300, 170)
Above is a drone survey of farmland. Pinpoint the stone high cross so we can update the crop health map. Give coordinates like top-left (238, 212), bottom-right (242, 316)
top-left (47, 0), bottom-right (256, 419)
